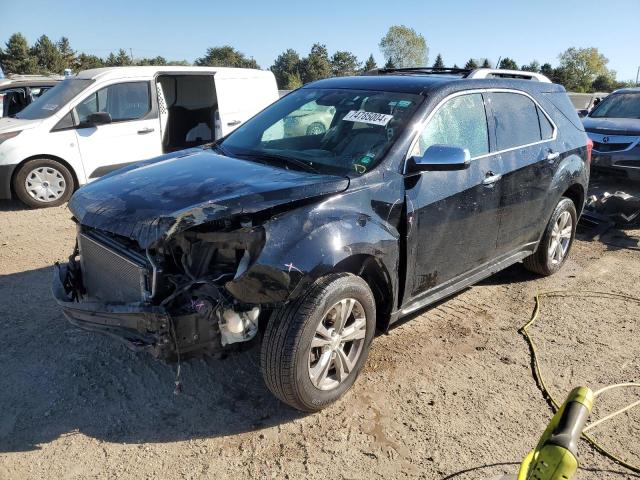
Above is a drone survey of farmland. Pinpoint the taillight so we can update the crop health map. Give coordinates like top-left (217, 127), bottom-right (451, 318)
top-left (586, 137), bottom-right (593, 166)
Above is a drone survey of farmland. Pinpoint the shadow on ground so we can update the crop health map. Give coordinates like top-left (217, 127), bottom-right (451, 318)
top-left (0, 266), bottom-right (302, 453)
top-left (0, 199), bottom-right (28, 212)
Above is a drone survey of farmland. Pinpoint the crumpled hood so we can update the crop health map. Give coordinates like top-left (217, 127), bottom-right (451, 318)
top-left (69, 149), bottom-right (349, 248)
top-left (582, 117), bottom-right (640, 136)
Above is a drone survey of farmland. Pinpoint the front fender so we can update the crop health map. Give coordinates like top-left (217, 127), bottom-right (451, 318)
top-left (225, 189), bottom-right (402, 305)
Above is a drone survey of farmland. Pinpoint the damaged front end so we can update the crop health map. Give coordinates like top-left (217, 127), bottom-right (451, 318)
top-left (53, 220), bottom-right (267, 360)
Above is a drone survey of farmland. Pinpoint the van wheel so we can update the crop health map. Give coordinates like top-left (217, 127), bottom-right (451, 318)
top-left (306, 122), bottom-right (326, 136)
top-left (261, 273), bottom-right (376, 412)
top-left (13, 158), bottom-right (74, 208)
top-left (523, 197), bottom-right (577, 276)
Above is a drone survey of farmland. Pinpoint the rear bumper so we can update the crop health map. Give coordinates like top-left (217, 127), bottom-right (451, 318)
top-left (52, 262), bottom-right (174, 357)
top-left (0, 163), bottom-right (15, 199)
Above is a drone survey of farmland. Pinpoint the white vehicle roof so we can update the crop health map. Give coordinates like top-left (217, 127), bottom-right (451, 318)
top-left (75, 66), bottom-right (274, 81)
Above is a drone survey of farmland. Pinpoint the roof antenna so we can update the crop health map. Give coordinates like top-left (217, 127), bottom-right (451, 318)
top-left (495, 56), bottom-right (502, 69)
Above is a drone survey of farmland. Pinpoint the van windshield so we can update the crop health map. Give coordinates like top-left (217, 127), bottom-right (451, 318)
top-left (220, 88), bottom-right (423, 176)
top-left (16, 78), bottom-right (94, 120)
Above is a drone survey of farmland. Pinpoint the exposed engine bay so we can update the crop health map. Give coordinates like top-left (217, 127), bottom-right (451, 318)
top-left (55, 218), bottom-right (267, 360)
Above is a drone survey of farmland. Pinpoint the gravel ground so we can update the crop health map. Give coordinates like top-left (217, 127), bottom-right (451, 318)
top-left (0, 174), bottom-right (638, 480)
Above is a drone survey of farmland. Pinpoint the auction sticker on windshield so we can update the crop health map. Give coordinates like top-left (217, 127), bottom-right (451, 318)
top-left (343, 110), bottom-right (393, 126)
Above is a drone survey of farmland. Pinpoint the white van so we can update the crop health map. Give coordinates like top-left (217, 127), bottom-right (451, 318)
top-left (0, 66), bottom-right (279, 207)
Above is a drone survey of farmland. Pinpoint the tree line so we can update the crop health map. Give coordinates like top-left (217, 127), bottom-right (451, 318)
top-left (1, 28), bottom-right (634, 93)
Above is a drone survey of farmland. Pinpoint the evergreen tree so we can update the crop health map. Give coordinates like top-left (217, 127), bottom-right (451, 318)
top-left (432, 53), bottom-right (444, 68)
top-left (31, 35), bottom-right (63, 73)
top-left (330, 51), bottom-right (360, 77)
top-left (195, 46), bottom-right (258, 69)
top-left (74, 53), bottom-right (104, 71)
top-left (362, 54), bottom-right (377, 72)
top-left (499, 57), bottom-right (518, 70)
top-left (57, 37), bottom-right (76, 70)
top-left (464, 58), bottom-right (478, 69)
top-left (1, 33), bottom-right (37, 74)
top-left (300, 44), bottom-right (331, 83)
top-left (270, 49), bottom-right (301, 88)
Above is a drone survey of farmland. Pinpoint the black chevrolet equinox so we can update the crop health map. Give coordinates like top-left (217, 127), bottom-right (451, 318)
top-left (54, 68), bottom-right (590, 411)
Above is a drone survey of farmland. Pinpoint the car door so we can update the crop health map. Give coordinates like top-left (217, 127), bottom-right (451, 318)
top-left (485, 91), bottom-right (557, 256)
top-left (403, 92), bottom-right (502, 305)
top-left (74, 81), bottom-right (162, 179)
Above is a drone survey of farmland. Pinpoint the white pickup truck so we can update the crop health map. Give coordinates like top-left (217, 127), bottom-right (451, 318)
top-left (0, 66), bottom-right (279, 207)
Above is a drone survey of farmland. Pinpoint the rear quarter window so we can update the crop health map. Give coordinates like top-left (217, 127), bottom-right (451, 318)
top-left (542, 92), bottom-right (585, 132)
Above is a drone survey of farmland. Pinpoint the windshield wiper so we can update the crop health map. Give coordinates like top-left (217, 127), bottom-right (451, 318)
top-left (235, 151), bottom-right (318, 173)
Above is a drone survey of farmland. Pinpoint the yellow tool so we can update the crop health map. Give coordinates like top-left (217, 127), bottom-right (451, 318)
top-left (517, 387), bottom-right (593, 480)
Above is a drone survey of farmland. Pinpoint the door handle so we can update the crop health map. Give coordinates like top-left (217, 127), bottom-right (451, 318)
top-left (546, 151), bottom-right (560, 162)
top-left (137, 127), bottom-right (155, 135)
top-left (227, 120), bottom-right (241, 126)
top-left (482, 171), bottom-right (502, 186)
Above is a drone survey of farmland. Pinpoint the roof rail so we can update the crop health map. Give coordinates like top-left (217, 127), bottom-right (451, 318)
top-left (363, 67), bottom-right (471, 77)
top-left (467, 68), bottom-right (551, 83)
top-left (363, 67), bottom-right (552, 83)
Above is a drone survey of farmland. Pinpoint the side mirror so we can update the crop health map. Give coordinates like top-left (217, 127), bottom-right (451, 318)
top-left (577, 109), bottom-right (589, 118)
top-left (407, 144), bottom-right (471, 173)
top-left (81, 112), bottom-right (112, 127)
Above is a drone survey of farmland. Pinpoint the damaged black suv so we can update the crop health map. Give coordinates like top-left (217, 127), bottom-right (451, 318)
top-left (54, 68), bottom-right (590, 411)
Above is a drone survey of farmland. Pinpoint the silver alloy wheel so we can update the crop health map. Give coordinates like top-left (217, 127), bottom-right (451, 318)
top-left (548, 211), bottom-right (572, 265)
top-left (308, 298), bottom-right (367, 391)
top-left (25, 166), bottom-right (66, 203)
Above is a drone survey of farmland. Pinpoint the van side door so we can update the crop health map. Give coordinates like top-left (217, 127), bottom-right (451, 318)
top-left (73, 81), bottom-right (162, 179)
top-left (484, 92), bottom-right (557, 257)
top-left (214, 73), bottom-right (278, 138)
top-left (402, 92), bottom-right (502, 307)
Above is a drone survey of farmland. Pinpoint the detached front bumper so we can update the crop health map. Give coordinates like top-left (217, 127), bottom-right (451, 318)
top-left (53, 263), bottom-right (222, 359)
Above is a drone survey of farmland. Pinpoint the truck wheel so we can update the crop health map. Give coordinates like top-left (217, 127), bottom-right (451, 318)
top-left (261, 273), bottom-right (376, 411)
top-left (13, 158), bottom-right (74, 208)
top-left (523, 197), bottom-right (577, 276)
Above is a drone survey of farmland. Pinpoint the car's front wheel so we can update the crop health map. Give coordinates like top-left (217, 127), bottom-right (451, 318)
top-left (13, 158), bottom-right (74, 208)
top-left (261, 273), bottom-right (376, 411)
top-left (523, 197), bottom-right (577, 276)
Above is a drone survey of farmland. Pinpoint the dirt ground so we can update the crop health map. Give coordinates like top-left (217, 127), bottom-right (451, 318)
top-left (0, 173), bottom-right (638, 480)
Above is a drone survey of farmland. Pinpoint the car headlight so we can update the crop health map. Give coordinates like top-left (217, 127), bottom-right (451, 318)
top-left (0, 131), bottom-right (21, 145)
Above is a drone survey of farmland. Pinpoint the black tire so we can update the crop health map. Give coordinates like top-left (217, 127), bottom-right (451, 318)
top-left (523, 197), bottom-right (577, 276)
top-left (261, 273), bottom-right (376, 412)
top-left (306, 122), bottom-right (326, 136)
top-left (13, 158), bottom-right (74, 208)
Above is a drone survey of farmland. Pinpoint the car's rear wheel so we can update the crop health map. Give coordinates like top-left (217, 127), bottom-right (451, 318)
top-left (260, 273), bottom-right (376, 411)
top-left (13, 158), bottom-right (74, 208)
top-left (523, 197), bottom-right (577, 276)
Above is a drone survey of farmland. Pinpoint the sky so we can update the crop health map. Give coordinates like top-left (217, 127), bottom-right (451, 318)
top-left (2, 0), bottom-right (639, 81)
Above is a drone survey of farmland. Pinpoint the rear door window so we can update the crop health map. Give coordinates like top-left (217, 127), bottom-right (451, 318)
top-left (487, 92), bottom-right (542, 150)
top-left (413, 93), bottom-right (489, 158)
